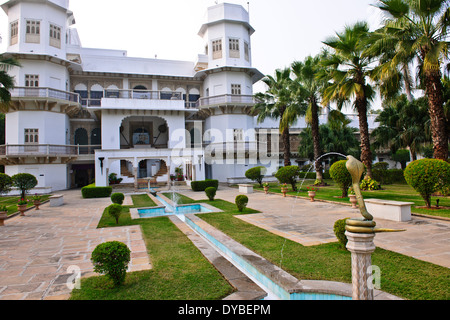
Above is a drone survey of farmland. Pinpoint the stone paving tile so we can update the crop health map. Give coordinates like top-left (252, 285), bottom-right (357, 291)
top-left (0, 189), bottom-right (152, 300)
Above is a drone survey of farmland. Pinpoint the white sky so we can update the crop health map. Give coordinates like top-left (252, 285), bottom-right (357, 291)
top-left (0, 0), bottom-right (384, 107)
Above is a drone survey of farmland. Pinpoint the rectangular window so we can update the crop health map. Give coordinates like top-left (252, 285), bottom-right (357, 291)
top-left (212, 39), bottom-right (222, 59)
top-left (244, 42), bottom-right (249, 61)
top-left (10, 21), bottom-right (18, 45)
top-left (234, 129), bottom-right (243, 142)
top-left (231, 84), bottom-right (241, 95)
top-left (25, 75), bottom-right (39, 87)
top-left (24, 129), bottom-right (39, 144)
top-left (26, 20), bottom-right (40, 43)
top-left (49, 23), bottom-right (61, 48)
top-left (229, 38), bottom-right (240, 58)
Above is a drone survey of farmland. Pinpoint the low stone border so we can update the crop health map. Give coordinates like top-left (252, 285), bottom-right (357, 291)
top-left (5, 200), bottom-right (50, 220)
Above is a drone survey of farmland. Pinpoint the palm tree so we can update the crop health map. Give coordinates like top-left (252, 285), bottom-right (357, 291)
top-left (254, 68), bottom-right (305, 167)
top-left (0, 55), bottom-right (20, 112)
top-left (373, 0), bottom-right (449, 160)
top-left (372, 94), bottom-right (431, 160)
top-left (320, 21), bottom-right (376, 178)
top-left (291, 54), bottom-right (327, 184)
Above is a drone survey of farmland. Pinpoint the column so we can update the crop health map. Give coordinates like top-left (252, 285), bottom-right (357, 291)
top-left (133, 166), bottom-right (138, 191)
top-left (345, 231), bottom-right (376, 300)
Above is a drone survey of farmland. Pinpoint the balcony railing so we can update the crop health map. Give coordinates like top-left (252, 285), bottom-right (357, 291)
top-left (0, 144), bottom-right (101, 157)
top-left (196, 94), bottom-right (257, 108)
top-left (104, 89), bottom-right (183, 101)
top-left (10, 87), bottom-right (81, 104)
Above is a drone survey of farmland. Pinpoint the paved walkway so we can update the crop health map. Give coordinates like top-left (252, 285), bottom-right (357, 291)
top-left (0, 190), bottom-right (151, 300)
top-left (182, 186), bottom-right (450, 269)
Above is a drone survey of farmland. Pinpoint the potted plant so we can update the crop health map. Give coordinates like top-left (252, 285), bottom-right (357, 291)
top-left (263, 182), bottom-right (269, 194)
top-left (0, 205), bottom-right (7, 226)
top-left (281, 183), bottom-right (288, 197)
top-left (17, 198), bottom-right (28, 216)
top-left (32, 194), bottom-right (42, 210)
top-left (348, 187), bottom-right (358, 208)
top-left (307, 187), bottom-right (317, 202)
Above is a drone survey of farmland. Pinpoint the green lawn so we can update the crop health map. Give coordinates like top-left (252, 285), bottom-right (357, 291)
top-left (254, 180), bottom-right (450, 218)
top-left (0, 195), bottom-right (51, 216)
top-left (197, 197), bottom-right (450, 300)
top-left (70, 193), bottom-right (234, 300)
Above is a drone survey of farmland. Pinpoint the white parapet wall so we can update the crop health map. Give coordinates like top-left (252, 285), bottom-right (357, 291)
top-left (365, 199), bottom-right (414, 222)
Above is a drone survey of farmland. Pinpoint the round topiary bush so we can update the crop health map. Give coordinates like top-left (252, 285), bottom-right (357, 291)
top-left (245, 166), bottom-right (267, 187)
top-left (333, 218), bottom-right (349, 249)
top-left (404, 159), bottom-right (450, 208)
top-left (107, 203), bottom-right (123, 225)
top-left (205, 187), bottom-right (216, 201)
top-left (111, 192), bottom-right (125, 205)
top-left (0, 173), bottom-right (12, 195)
top-left (329, 160), bottom-right (353, 197)
top-left (235, 195), bottom-right (249, 212)
top-left (274, 166), bottom-right (301, 191)
top-left (91, 241), bottom-right (131, 286)
top-left (11, 173), bottom-right (38, 200)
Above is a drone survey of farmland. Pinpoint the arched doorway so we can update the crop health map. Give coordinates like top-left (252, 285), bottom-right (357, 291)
top-left (75, 128), bottom-right (88, 154)
top-left (91, 128), bottom-right (101, 145)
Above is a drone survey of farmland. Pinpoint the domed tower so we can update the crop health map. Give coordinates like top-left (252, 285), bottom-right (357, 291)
top-left (0, 0), bottom-right (80, 191)
top-left (196, 3), bottom-right (264, 181)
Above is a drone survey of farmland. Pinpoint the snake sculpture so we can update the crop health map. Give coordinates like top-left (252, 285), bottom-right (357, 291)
top-left (345, 156), bottom-right (405, 234)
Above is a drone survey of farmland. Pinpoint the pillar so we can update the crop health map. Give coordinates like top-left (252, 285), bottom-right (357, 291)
top-left (345, 231), bottom-right (376, 300)
top-left (133, 166), bottom-right (138, 191)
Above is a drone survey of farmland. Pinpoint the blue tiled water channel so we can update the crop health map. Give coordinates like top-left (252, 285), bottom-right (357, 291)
top-left (137, 192), bottom-right (352, 300)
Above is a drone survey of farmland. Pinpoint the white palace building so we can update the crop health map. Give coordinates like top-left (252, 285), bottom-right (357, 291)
top-left (0, 0), bottom-right (378, 193)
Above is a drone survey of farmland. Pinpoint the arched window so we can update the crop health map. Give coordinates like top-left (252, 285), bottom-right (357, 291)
top-left (133, 85), bottom-right (149, 99)
top-left (160, 87), bottom-right (172, 100)
top-left (105, 85), bottom-right (120, 98)
top-left (74, 83), bottom-right (88, 106)
top-left (188, 88), bottom-right (200, 103)
top-left (90, 84), bottom-right (103, 106)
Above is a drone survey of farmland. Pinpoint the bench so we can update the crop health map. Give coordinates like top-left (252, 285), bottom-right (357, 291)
top-left (239, 184), bottom-right (253, 194)
top-left (49, 194), bottom-right (64, 207)
top-left (364, 199), bottom-right (413, 222)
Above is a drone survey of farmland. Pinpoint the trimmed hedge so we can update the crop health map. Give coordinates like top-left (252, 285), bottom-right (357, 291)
top-left (235, 195), bottom-right (249, 212)
top-left (404, 159), bottom-right (450, 208)
top-left (81, 184), bottom-right (113, 199)
top-left (329, 160), bottom-right (352, 197)
top-left (191, 179), bottom-right (219, 192)
top-left (205, 187), bottom-right (216, 201)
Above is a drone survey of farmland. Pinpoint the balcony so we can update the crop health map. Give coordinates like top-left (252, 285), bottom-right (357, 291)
top-left (0, 144), bottom-right (101, 165)
top-left (83, 89), bottom-right (198, 110)
top-left (10, 87), bottom-right (81, 105)
top-left (196, 94), bottom-right (257, 108)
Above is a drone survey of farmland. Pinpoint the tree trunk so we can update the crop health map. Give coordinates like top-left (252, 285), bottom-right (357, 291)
top-left (424, 70), bottom-right (449, 160)
top-left (355, 96), bottom-right (373, 179)
top-left (402, 64), bottom-right (414, 103)
top-left (281, 127), bottom-right (291, 167)
top-left (310, 99), bottom-right (324, 183)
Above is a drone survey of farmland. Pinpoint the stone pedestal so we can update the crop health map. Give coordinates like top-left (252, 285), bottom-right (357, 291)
top-left (345, 231), bottom-right (376, 300)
